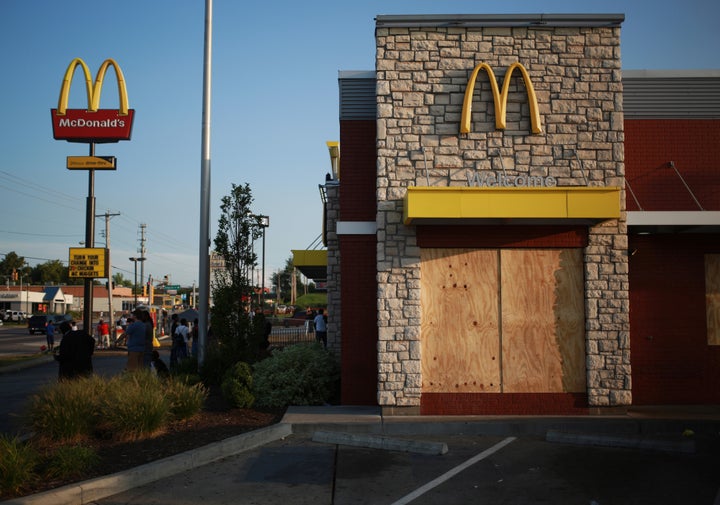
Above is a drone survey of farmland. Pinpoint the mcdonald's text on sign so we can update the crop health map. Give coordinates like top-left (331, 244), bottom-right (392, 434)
top-left (51, 58), bottom-right (135, 143)
top-left (67, 156), bottom-right (116, 170)
top-left (68, 247), bottom-right (109, 279)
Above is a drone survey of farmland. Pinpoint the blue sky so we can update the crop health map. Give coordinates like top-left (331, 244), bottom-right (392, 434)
top-left (1, 0), bottom-right (718, 288)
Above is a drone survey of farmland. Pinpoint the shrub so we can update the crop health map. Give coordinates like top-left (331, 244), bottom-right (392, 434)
top-left (26, 376), bottom-right (104, 441)
top-left (44, 445), bottom-right (98, 480)
top-left (221, 362), bottom-right (255, 408)
top-left (0, 435), bottom-right (38, 496)
top-left (163, 378), bottom-right (208, 420)
top-left (252, 343), bottom-right (340, 409)
top-left (100, 371), bottom-right (169, 441)
top-left (200, 343), bottom-right (236, 386)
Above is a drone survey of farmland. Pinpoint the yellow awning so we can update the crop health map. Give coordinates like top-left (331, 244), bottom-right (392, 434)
top-left (404, 186), bottom-right (621, 225)
top-left (291, 249), bottom-right (328, 281)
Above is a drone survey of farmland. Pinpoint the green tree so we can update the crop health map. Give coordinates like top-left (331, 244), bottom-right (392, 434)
top-left (32, 260), bottom-right (67, 285)
top-left (112, 272), bottom-right (133, 288)
top-left (208, 183), bottom-right (265, 371)
top-left (0, 252), bottom-right (30, 285)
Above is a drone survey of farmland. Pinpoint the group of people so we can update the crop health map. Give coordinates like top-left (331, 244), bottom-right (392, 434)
top-left (169, 314), bottom-right (198, 368)
top-left (52, 306), bottom-right (170, 380)
top-left (124, 306), bottom-right (168, 376)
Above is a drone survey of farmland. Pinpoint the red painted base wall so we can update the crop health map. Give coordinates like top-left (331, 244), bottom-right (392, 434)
top-left (421, 393), bottom-right (589, 415)
top-left (629, 234), bottom-right (720, 404)
top-left (340, 236), bottom-right (378, 405)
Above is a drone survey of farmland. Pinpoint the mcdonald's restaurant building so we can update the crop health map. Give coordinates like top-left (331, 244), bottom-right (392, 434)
top-left (310, 14), bottom-right (720, 415)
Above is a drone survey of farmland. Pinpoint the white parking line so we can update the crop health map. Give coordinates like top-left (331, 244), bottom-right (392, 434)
top-left (389, 436), bottom-right (517, 505)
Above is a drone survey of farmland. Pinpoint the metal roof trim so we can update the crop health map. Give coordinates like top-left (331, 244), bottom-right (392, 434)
top-left (375, 13), bottom-right (625, 28)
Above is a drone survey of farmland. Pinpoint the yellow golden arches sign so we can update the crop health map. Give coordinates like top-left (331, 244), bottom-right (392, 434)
top-left (51, 58), bottom-right (135, 143)
top-left (460, 62), bottom-right (542, 135)
top-left (56, 58), bottom-right (129, 116)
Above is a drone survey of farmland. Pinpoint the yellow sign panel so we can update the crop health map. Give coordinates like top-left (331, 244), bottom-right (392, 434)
top-left (67, 156), bottom-right (116, 170)
top-left (68, 247), bottom-right (109, 278)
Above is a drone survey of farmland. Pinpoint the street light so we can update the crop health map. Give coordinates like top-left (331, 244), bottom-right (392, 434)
top-left (129, 257), bottom-right (146, 308)
top-left (253, 215), bottom-right (269, 309)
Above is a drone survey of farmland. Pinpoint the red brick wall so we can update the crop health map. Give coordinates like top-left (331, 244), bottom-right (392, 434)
top-left (629, 234), bottom-right (720, 404)
top-left (339, 121), bottom-right (377, 221)
top-left (625, 120), bottom-right (720, 211)
top-left (339, 236), bottom-right (378, 404)
top-left (417, 225), bottom-right (588, 248)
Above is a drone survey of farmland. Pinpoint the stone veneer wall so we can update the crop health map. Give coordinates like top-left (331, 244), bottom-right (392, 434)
top-left (325, 182), bottom-right (341, 356)
top-left (375, 23), bottom-right (630, 408)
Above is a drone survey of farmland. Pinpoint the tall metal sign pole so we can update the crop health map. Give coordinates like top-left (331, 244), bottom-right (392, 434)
top-left (198, 0), bottom-right (213, 367)
top-left (84, 145), bottom-right (96, 333)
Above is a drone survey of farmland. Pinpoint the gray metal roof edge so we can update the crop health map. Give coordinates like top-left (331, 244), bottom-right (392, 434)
top-left (339, 70), bottom-right (375, 79)
top-left (375, 13), bottom-right (625, 27)
top-left (623, 69), bottom-right (720, 79)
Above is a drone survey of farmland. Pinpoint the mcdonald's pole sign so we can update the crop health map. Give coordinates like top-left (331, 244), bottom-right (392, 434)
top-left (51, 58), bottom-right (135, 143)
top-left (460, 62), bottom-right (542, 135)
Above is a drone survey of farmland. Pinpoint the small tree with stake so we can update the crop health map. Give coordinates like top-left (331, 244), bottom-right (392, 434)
top-left (203, 183), bottom-right (267, 384)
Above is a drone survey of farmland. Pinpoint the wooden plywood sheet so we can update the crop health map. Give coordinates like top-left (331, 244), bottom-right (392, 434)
top-left (706, 254), bottom-right (720, 346)
top-left (500, 249), bottom-right (586, 393)
top-left (421, 249), bottom-right (501, 392)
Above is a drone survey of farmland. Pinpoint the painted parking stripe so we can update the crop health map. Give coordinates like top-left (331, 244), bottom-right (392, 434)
top-left (389, 436), bottom-right (517, 505)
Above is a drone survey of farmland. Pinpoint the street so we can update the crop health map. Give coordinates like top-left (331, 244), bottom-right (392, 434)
top-left (0, 322), bottom-right (54, 355)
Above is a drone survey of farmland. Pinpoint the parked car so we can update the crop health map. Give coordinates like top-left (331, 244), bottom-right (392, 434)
top-left (27, 314), bottom-right (72, 335)
top-left (4, 310), bottom-right (28, 322)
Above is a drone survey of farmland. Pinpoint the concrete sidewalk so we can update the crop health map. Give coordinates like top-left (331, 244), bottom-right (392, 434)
top-left (5, 404), bottom-right (719, 505)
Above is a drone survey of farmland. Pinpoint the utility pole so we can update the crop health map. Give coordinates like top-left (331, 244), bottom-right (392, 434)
top-left (139, 223), bottom-right (147, 286)
top-left (98, 211), bottom-right (120, 336)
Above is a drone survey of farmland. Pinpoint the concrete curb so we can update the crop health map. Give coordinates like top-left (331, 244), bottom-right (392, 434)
top-left (545, 429), bottom-right (696, 454)
top-left (3, 423), bottom-right (293, 505)
top-left (312, 430), bottom-right (448, 455)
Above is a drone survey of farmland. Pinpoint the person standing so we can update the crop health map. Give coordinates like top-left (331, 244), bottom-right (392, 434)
top-left (313, 308), bottom-right (328, 349)
top-left (125, 308), bottom-right (147, 371)
top-left (142, 310), bottom-right (154, 368)
top-left (169, 313), bottom-right (180, 366)
top-left (45, 320), bottom-right (55, 352)
top-left (97, 319), bottom-right (110, 350)
top-left (171, 318), bottom-right (189, 368)
top-left (191, 318), bottom-right (199, 357)
top-left (55, 321), bottom-right (95, 380)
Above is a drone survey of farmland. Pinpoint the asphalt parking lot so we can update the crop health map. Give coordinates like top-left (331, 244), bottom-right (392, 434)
top-left (91, 430), bottom-right (720, 505)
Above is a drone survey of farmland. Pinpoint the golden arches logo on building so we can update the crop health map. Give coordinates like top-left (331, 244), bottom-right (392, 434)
top-left (460, 62), bottom-right (542, 135)
top-left (51, 58), bottom-right (135, 143)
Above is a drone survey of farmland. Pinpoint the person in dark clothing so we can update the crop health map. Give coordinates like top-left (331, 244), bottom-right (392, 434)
top-left (151, 350), bottom-right (170, 378)
top-left (55, 321), bottom-right (95, 380)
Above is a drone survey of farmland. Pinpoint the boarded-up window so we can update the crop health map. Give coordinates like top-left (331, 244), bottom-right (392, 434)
top-left (421, 248), bottom-right (586, 394)
top-left (706, 254), bottom-right (720, 346)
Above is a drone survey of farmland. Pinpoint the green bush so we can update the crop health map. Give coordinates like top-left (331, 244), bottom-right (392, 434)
top-left (163, 378), bottom-right (208, 420)
top-left (200, 343), bottom-right (236, 386)
top-left (44, 445), bottom-right (98, 480)
top-left (0, 435), bottom-right (38, 496)
top-left (252, 343), bottom-right (340, 409)
top-left (221, 362), bottom-right (255, 408)
top-left (100, 371), bottom-right (170, 440)
top-left (26, 376), bottom-right (104, 441)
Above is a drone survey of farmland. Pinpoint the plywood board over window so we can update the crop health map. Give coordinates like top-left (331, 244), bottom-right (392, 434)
top-left (706, 254), bottom-right (720, 346)
top-left (421, 249), bottom-right (501, 392)
top-left (501, 249), bottom-right (586, 392)
top-left (421, 248), bottom-right (586, 395)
